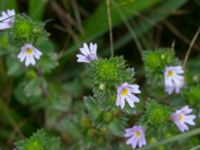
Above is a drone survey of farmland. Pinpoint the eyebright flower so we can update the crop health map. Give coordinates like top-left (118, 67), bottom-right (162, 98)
top-left (164, 66), bottom-right (184, 95)
top-left (17, 44), bottom-right (42, 66)
top-left (76, 43), bottom-right (98, 63)
top-left (124, 125), bottom-right (146, 149)
top-left (171, 105), bottom-right (196, 132)
top-left (0, 9), bottom-right (15, 30)
top-left (116, 82), bottom-right (141, 109)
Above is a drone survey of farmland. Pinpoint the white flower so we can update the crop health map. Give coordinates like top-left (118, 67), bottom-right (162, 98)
top-left (0, 9), bottom-right (15, 30)
top-left (171, 105), bottom-right (196, 132)
top-left (76, 43), bottom-right (98, 63)
top-left (124, 125), bottom-right (147, 149)
top-left (17, 44), bottom-right (42, 66)
top-left (116, 82), bottom-right (141, 109)
top-left (164, 66), bottom-right (184, 95)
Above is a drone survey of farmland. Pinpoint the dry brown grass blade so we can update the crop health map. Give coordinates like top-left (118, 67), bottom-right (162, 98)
top-left (164, 21), bottom-right (200, 52)
top-left (183, 26), bottom-right (200, 69)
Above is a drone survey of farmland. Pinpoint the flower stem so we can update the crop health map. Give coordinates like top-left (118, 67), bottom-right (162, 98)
top-left (106, 0), bottom-right (114, 57)
top-left (183, 26), bottom-right (200, 69)
top-left (140, 128), bottom-right (200, 150)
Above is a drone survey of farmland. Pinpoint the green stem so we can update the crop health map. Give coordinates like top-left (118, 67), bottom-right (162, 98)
top-left (139, 128), bottom-right (200, 150)
top-left (106, 0), bottom-right (114, 57)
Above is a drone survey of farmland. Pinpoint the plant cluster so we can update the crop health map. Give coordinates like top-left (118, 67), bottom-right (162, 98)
top-left (0, 7), bottom-right (200, 150)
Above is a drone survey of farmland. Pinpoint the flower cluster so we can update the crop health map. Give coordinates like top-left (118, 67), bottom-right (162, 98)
top-left (77, 43), bottom-right (145, 148)
top-left (0, 9), bottom-right (43, 66)
top-left (77, 42), bottom-right (197, 149)
top-left (77, 43), bottom-right (141, 109)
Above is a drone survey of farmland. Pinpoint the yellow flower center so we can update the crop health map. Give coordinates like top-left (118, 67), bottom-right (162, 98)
top-left (135, 131), bottom-right (141, 137)
top-left (26, 48), bottom-right (33, 54)
top-left (121, 88), bottom-right (129, 96)
top-left (178, 114), bottom-right (183, 121)
top-left (167, 70), bottom-right (174, 77)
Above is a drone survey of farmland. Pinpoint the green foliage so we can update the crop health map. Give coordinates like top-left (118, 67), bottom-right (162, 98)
top-left (81, 116), bottom-right (91, 128)
top-left (38, 52), bottom-right (59, 73)
top-left (186, 86), bottom-right (200, 106)
top-left (142, 48), bottom-right (179, 96)
top-left (62, 0), bottom-right (162, 59)
top-left (91, 56), bottom-right (134, 98)
top-left (14, 77), bottom-right (47, 106)
top-left (12, 15), bottom-right (48, 45)
top-left (185, 57), bottom-right (200, 85)
top-left (140, 100), bottom-right (172, 135)
top-left (16, 129), bottom-right (62, 150)
top-left (81, 0), bottom-right (161, 40)
top-left (84, 96), bottom-right (101, 120)
top-left (0, 0), bottom-right (18, 10)
top-left (0, 0), bottom-right (199, 150)
top-left (143, 48), bottom-right (177, 80)
top-left (0, 32), bottom-right (10, 52)
top-left (6, 55), bottom-right (26, 76)
top-left (78, 56), bottom-right (135, 149)
top-left (28, 0), bottom-right (46, 20)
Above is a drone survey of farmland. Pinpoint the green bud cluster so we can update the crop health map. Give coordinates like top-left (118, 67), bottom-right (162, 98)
top-left (91, 56), bottom-right (134, 98)
top-left (12, 15), bottom-right (49, 45)
top-left (16, 129), bottom-right (62, 150)
top-left (143, 48), bottom-right (177, 83)
top-left (139, 100), bottom-right (172, 135)
top-left (81, 116), bottom-right (91, 128)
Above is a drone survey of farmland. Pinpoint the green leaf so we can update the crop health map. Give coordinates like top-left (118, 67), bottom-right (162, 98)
top-left (84, 96), bottom-right (101, 120)
top-left (109, 117), bottom-right (127, 137)
top-left (57, 118), bottom-right (81, 140)
top-left (28, 0), bottom-right (46, 20)
top-left (16, 129), bottom-right (62, 150)
top-left (38, 41), bottom-right (59, 73)
top-left (14, 77), bottom-right (47, 106)
top-left (38, 53), bottom-right (59, 74)
top-left (0, 0), bottom-right (18, 10)
top-left (6, 55), bottom-right (26, 77)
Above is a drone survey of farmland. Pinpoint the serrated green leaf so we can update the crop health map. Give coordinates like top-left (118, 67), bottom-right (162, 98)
top-left (84, 97), bottom-right (101, 120)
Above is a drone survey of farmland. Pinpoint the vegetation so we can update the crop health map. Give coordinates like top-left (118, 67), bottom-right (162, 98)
top-left (0, 0), bottom-right (200, 150)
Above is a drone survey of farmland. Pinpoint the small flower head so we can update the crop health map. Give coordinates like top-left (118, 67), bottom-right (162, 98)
top-left (17, 44), bottom-right (42, 66)
top-left (141, 100), bottom-right (171, 130)
top-left (164, 66), bottom-right (184, 95)
top-left (0, 9), bottom-right (15, 30)
top-left (171, 105), bottom-right (196, 132)
top-left (116, 82), bottom-right (141, 109)
top-left (76, 43), bottom-right (98, 63)
top-left (124, 125), bottom-right (146, 149)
